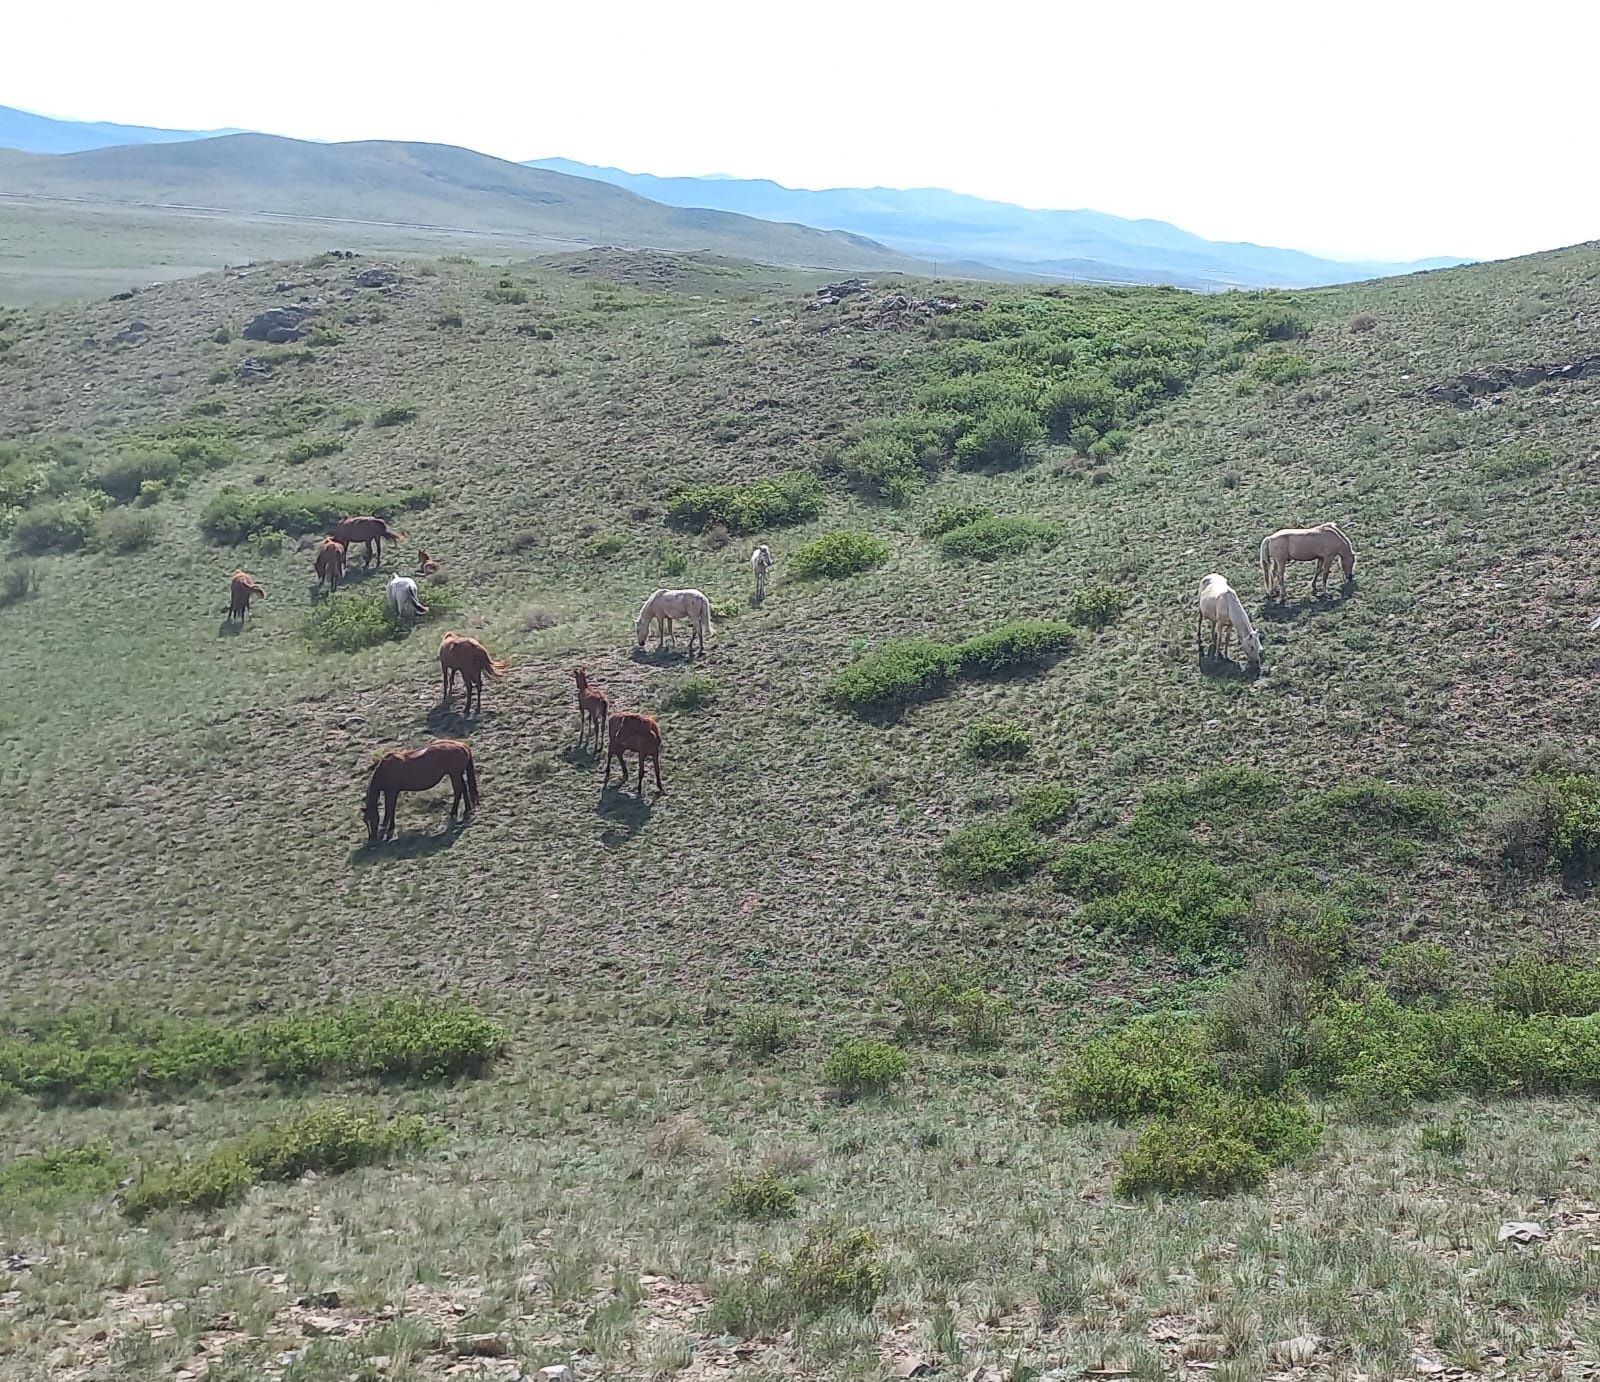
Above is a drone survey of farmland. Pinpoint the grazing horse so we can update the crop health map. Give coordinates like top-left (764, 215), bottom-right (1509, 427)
top-left (438, 633), bottom-right (508, 714)
top-left (417, 547), bottom-right (442, 575)
top-left (387, 574), bottom-right (428, 619)
top-left (226, 571), bottom-right (265, 622)
top-left (1198, 573), bottom-right (1262, 669)
top-left (1259, 523), bottom-right (1356, 601)
top-left (329, 515), bottom-right (403, 569)
top-left (635, 588), bottom-right (713, 655)
top-left (603, 711), bottom-right (665, 796)
top-left (573, 667), bottom-right (608, 748)
top-left (314, 538), bottom-right (347, 593)
top-left (362, 739), bottom-right (478, 842)
top-left (750, 544), bottom-right (773, 601)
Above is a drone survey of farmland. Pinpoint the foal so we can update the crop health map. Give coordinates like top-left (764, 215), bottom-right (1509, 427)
top-left (573, 667), bottom-right (609, 748)
top-left (227, 571), bottom-right (266, 622)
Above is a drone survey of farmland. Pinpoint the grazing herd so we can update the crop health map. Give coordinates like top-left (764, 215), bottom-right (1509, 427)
top-left (1199, 521), bottom-right (1358, 669)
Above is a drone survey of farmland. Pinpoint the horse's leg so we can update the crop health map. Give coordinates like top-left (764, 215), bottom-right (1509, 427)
top-left (1196, 614), bottom-right (1205, 659)
top-left (384, 789), bottom-right (397, 840)
top-left (652, 751), bottom-right (665, 795)
top-left (636, 751), bottom-right (645, 796)
top-left (602, 747), bottom-right (613, 788)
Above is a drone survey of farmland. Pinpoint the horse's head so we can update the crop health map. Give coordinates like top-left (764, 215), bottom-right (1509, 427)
top-left (361, 799), bottom-right (381, 842)
top-left (1340, 549), bottom-right (1356, 581)
top-left (1243, 627), bottom-right (1264, 666)
top-left (573, 666), bottom-right (588, 688)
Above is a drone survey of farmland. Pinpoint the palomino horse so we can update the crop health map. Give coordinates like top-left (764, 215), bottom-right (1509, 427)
top-left (750, 544), bottom-right (773, 601)
top-left (573, 667), bottom-right (608, 748)
top-left (227, 571), bottom-right (265, 622)
top-left (314, 538), bottom-right (347, 593)
top-left (439, 633), bottom-right (509, 715)
top-left (362, 739), bottom-right (478, 842)
top-left (1259, 523), bottom-right (1356, 601)
top-left (603, 711), bottom-right (665, 796)
top-left (1197, 573), bottom-right (1262, 669)
top-left (635, 588), bottom-right (713, 655)
top-left (387, 574), bottom-right (428, 619)
top-left (329, 515), bottom-right (404, 568)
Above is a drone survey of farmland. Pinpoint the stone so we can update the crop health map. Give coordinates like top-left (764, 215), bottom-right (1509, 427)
top-left (353, 265), bottom-right (402, 289)
top-left (236, 357), bottom-right (273, 382)
top-left (242, 306), bottom-right (309, 341)
top-left (1268, 1334), bottom-right (1320, 1365)
top-left (451, 1334), bottom-right (508, 1357)
top-left (537, 1367), bottom-right (574, 1382)
top-left (1497, 1220), bottom-right (1548, 1243)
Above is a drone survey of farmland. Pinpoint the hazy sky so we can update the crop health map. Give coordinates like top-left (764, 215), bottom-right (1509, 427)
top-left (8, 0), bottom-right (1598, 263)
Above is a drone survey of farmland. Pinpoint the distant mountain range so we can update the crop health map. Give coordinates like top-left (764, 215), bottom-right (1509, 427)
top-left (0, 103), bottom-right (1469, 289)
top-left (528, 159), bottom-right (1467, 290)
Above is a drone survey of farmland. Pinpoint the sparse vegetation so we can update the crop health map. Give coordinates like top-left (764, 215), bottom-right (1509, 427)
top-left (94, 508), bottom-right (159, 553)
top-left (822, 1039), bottom-right (907, 1099)
top-left (285, 436), bottom-right (346, 464)
top-left (665, 469), bottom-right (823, 534)
top-left (719, 1167), bottom-right (799, 1220)
top-left (372, 401), bottom-right (420, 427)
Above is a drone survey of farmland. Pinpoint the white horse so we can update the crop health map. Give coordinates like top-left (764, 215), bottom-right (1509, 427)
top-left (387, 573), bottom-right (428, 619)
top-left (750, 544), bottom-right (773, 601)
top-left (636, 588), bottom-right (713, 655)
top-left (1197, 573), bottom-right (1261, 668)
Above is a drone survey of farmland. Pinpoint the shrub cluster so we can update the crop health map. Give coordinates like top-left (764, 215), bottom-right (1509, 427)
top-left (10, 494), bottom-right (107, 553)
top-left (372, 401), bottom-right (420, 427)
top-left (201, 488), bottom-right (432, 544)
top-left (889, 965), bottom-right (1014, 1049)
top-left (1065, 585), bottom-right (1126, 629)
top-left (94, 509), bottom-right (159, 554)
top-left (1054, 842), bottom-right (1248, 953)
top-left (941, 786), bottom-right (1075, 890)
top-left (789, 530), bottom-right (890, 579)
top-left (964, 716), bottom-right (1031, 761)
top-left (828, 620), bottom-right (1074, 713)
top-left (937, 514), bottom-right (1060, 561)
top-left (304, 583), bottom-right (460, 652)
top-left (0, 1140), bottom-right (121, 1210)
top-left (920, 502), bottom-right (994, 538)
top-left (822, 1038), bottom-right (907, 1100)
top-left (286, 436), bottom-right (347, 465)
top-left (719, 1167), bottom-right (799, 1221)
top-left (666, 470), bottom-right (823, 534)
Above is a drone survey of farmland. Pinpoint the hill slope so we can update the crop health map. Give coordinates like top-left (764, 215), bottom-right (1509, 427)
top-left (3, 245), bottom-right (1600, 1379)
top-left (0, 102), bottom-right (241, 154)
top-left (0, 134), bottom-right (918, 273)
top-left (530, 156), bottom-right (1467, 289)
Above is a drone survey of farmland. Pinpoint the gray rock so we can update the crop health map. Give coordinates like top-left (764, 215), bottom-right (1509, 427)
top-left (242, 306), bottom-right (309, 341)
top-left (353, 265), bottom-right (402, 289)
top-left (264, 326), bottom-right (303, 344)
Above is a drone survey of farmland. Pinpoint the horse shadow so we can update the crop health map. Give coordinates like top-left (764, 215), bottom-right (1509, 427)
top-left (217, 619), bottom-right (242, 638)
top-left (596, 785), bottom-right (655, 847)
top-left (1197, 651), bottom-right (1263, 683)
top-left (426, 705), bottom-right (491, 735)
top-left (562, 741), bottom-right (601, 770)
top-left (1259, 586), bottom-right (1355, 625)
top-left (631, 644), bottom-right (699, 667)
top-left (350, 818), bottom-right (468, 865)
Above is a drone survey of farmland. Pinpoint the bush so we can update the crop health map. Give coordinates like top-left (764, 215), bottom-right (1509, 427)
top-left (955, 988), bottom-right (1013, 1050)
top-left (258, 996), bottom-right (507, 1082)
top-left (1250, 305), bottom-right (1311, 341)
top-left (666, 470), bottom-right (823, 534)
top-left (1113, 1093), bottom-right (1317, 1198)
top-left (1054, 1017), bottom-right (1217, 1122)
top-left (1486, 781), bottom-right (1562, 870)
top-left (1065, 585), bottom-right (1125, 629)
top-left (954, 404), bottom-right (1044, 470)
top-left (786, 1223), bottom-right (885, 1314)
top-left (937, 515), bottom-right (1060, 561)
top-left (822, 1039), bottom-right (906, 1100)
top-left (94, 509), bottom-right (158, 554)
top-left (920, 502), bottom-right (994, 539)
top-left (201, 488), bottom-right (431, 544)
top-left (1044, 372), bottom-right (1119, 439)
top-left (731, 1006), bottom-right (796, 1058)
top-left (372, 401), bottom-right (420, 427)
top-left (1207, 957), bottom-right (1316, 1094)
top-left (789, 530), bottom-right (891, 579)
top-left (304, 584), bottom-right (459, 652)
top-left (939, 820), bottom-right (1048, 890)
top-left (1492, 954), bottom-right (1600, 1017)
top-left (1055, 844), bottom-right (1247, 954)
top-left (1379, 942), bottom-right (1457, 1004)
top-left (0, 1140), bottom-right (120, 1209)
top-left (1419, 1117), bottom-right (1468, 1155)
top-left (1550, 774), bottom-right (1600, 872)
top-left (826, 638), bottom-right (958, 711)
top-left (1252, 352), bottom-right (1310, 386)
top-left (839, 433), bottom-right (923, 502)
top-left (0, 558), bottom-right (42, 607)
top-left (965, 716), bottom-right (1031, 761)
top-left (953, 619), bottom-right (1075, 675)
top-left (123, 1103), bottom-right (437, 1218)
top-left (485, 279), bottom-right (528, 305)
top-left (585, 531), bottom-right (626, 558)
top-left (11, 495), bottom-right (104, 553)
top-left (1311, 780), bottom-right (1453, 836)
top-left (286, 436), bottom-right (346, 465)
top-left (720, 1168), bottom-right (799, 1221)
top-left (93, 449), bottom-right (184, 504)
top-left (660, 673), bottom-right (717, 711)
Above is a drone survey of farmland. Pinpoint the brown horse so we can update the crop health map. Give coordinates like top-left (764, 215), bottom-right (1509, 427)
top-left (418, 547), bottom-right (442, 575)
top-left (329, 515), bottom-right (403, 569)
top-left (439, 633), bottom-right (509, 715)
top-left (573, 667), bottom-right (608, 748)
top-left (314, 538), bottom-right (348, 593)
top-left (603, 711), bottom-right (665, 796)
top-left (362, 739), bottom-right (478, 842)
top-left (226, 571), bottom-right (266, 622)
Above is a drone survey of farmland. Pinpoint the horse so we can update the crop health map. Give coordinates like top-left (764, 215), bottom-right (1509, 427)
top-left (635, 588), bottom-right (713, 655)
top-left (387, 574), bottom-right (428, 619)
top-left (362, 739), bottom-right (478, 842)
top-left (751, 544), bottom-right (773, 601)
top-left (573, 667), bottom-right (608, 748)
top-left (329, 515), bottom-right (404, 569)
top-left (417, 548), bottom-right (442, 576)
top-left (226, 571), bottom-right (265, 622)
top-left (1259, 523), bottom-right (1356, 601)
top-left (438, 633), bottom-right (508, 715)
top-left (1197, 573), bottom-right (1262, 669)
top-left (603, 711), bottom-right (665, 796)
top-left (314, 538), bottom-right (347, 594)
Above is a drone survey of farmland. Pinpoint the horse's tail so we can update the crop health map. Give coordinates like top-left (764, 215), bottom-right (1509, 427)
top-left (362, 762), bottom-right (383, 818)
top-left (485, 652), bottom-right (510, 678)
top-left (463, 752), bottom-right (479, 806)
top-left (1259, 535), bottom-right (1271, 586)
top-left (383, 523), bottom-right (404, 542)
top-left (700, 594), bottom-right (715, 636)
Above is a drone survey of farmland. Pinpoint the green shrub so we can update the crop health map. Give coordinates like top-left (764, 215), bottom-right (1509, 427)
top-left (1206, 957), bottom-right (1316, 1094)
top-left (304, 586), bottom-right (459, 652)
top-left (822, 1039), bottom-right (906, 1100)
top-left (953, 619), bottom-right (1075, 675)
top-left (0, 558), bottom-right (42, 607)
top-left (955, 988), bottom-right (1013, 1050)
top-left (1249, 305), bottom-right (1311, 341)
top-left (11, 495), bottom-right (104, 553)
top-left (201, 487), bottom-right (431, 544)
top-left (1011, 784), bottom-right (1077, 831)
top-left (1113, 1094), bottom-right (1316, 1198)
top-left (826, 638), bottom-right (958, 711)
top-left (257, 996), bottom-right (507, 1083)
top-left (250, 528), bottom-right (287, 558)
top-left (1252, 351), bottom-right (1310, 385)
top-left (1055, 844), bottom-right (1247, 953)
top-left (485, 279), bottom-right (529, 305)
top-left (93, 449), bottom-right (184, 504)
top-left (585, 531), bottom-right (626, 558)
top-left (965, 716), bottom-right (1031, 761)
top-left (937, 515), bottom-right (1060, 561)
top-left (1486, 781), bottom-right (1562, 870)
top-left (660, 673), bottom-right (717, 711)
top-left (286, 436), bottom-right (346, 464)
top-left (954, 403), bottom-right (1044, 470)
top-left (786, 1223), bottom-right (885, 1314)
top-left (1492, 954), bottom-right (1600, 1017)
top-left (123, 1103), bottom-right (437, 1218)
top-left (890, 965), bottom-right (963, 1038)
top-left (1550, 774), bottom-right (1600, 872)
top-left (666, 470), bottom-right (823, 534)
top-left (372, 401), bottom-right (420, 427)
top-left (0, 1140), bottom-right (120, 1209)
top-left (1043, 371), bottom-right (1119, 438)
top-left (1379, 942), bottom-right (1457, 1004)
top-left (1065, 585), bottom-right (1125, 629)
top-left (939, 820), bottom-right (1047, 890)
top-left (720, 1168), bottom-right (799, 1221)
top-left (705, 1263), bottom-right (796, 1338)
top-left (1482, 442), bottom-right (1556, 482)
top-left (1419, 1117), bottom-right (1469, 1155)
top-left (789, 530), bottom-right (891, 579)
top-left (920, 502), bottom-right (994, 538)
top-left (1053, 1017), bottom-right (1217, 1122)
top-left (731, 1006), bottom-right (796, 1058)
top-left (1313, 779), bottom-right (1452, 834)
top-left (839, 433), bottom-right (923, 502)
top-left (94, 508), bottom-right (159, 554)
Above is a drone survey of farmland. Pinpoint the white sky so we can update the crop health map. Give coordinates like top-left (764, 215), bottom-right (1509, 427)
top-left (7, 0), bottom-right (1598, 263)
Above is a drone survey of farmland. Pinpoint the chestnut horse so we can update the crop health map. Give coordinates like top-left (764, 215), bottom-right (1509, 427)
top-left (418, 548), bottom-right (442, 575)
top-left (439, 633), bottom-right (509, 715)
top-left (573, 667), bottom-right (608, 747)
top-left (603, 711), bottom-right (665, 796)
top-left (329, 515), bottom-right (403, 568)
top-left (362, 739), bottom-right (478, 842)
top-left (227, 571), bottom-right (265, 622)
top-left (314, 538), bottom-right (347, 593)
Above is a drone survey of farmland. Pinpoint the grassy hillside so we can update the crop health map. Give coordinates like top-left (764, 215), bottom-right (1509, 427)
top-left (4, 241), bottom-right (1600, 1380)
